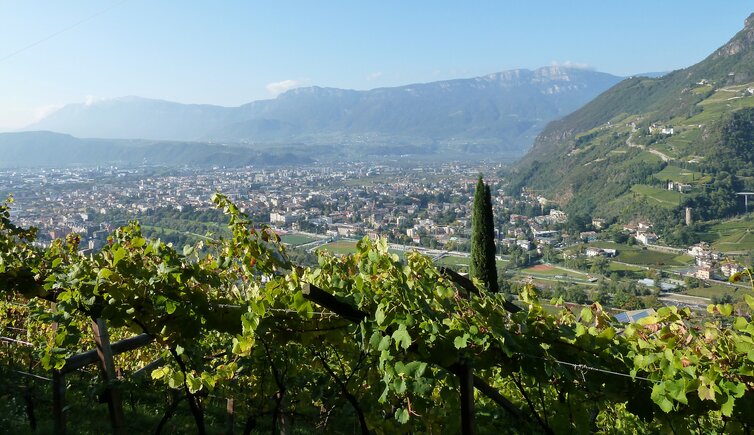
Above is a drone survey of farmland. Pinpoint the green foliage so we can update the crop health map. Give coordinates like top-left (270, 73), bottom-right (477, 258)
top-left (470, 176), bottom-right (499, 292)
top-left (3, 196), bottom-right (754, 432)
top-left (510, 21), bottom-right (754, 228)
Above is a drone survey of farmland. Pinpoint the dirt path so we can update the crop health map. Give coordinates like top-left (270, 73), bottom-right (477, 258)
top-left (626, 133), bottom-right (671, 162)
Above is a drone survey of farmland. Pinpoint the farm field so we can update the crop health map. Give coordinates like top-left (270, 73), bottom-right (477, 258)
top-left (434, 255), bottom-right (470, 267)
top-left (630, 184), bottom-right (683, 208)
top-left (608, 262), bottom-right (646, 272)
top-left (433, 255), bottom-right (508, 269)
top-left (699, 217), bottom-right (754, 253)
top-left (685, 283), bottom-right (741, 300)
top-left (615, 248), bottom-right (693, 267)
top-left (280, 233), bottom-right (321, 246)
top-left (316, 240), bottom-right (404, 258)
top-left (652, 165), bottom-right (708, 184)
top-left (519, 264), bottom-right (590, 280)
top-left (590, 241), bottom-right (625, 250)
top-left (316, 240), bottom-right (360, 255)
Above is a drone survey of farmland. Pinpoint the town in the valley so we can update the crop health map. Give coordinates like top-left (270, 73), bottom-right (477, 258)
top-left (2, 161), bottom-right (749, 314)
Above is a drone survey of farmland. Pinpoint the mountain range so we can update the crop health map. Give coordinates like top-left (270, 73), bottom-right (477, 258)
top-left (509, 12), bottom-right (754, 233)
top-left (0, 131), bottom-right (315, 168)
top-left (20, 66), bottom-right (622, 161)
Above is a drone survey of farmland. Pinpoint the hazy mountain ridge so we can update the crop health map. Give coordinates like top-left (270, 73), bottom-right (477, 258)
top-left (27, 66), bottom-right (622, 157)
top-left (0, 131), bottom-right (313, 168)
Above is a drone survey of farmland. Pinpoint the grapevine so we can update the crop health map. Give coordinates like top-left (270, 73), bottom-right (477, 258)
top-left (1, 194), bottom-right (753, 433)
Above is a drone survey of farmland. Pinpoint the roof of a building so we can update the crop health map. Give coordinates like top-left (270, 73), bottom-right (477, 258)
top-left (613, 308), bottom-right (657, 324)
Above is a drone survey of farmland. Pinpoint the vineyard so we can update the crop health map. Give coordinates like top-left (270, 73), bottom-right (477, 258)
top-left (2, 194), bottom-right (754, 434)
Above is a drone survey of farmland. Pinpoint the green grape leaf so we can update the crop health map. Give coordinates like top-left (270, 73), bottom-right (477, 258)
top-left (97, 268), bottom-right (112, 280)
top-left (392, 325), bottom-right (412, 350)
top-left (698, 383), bottom-right (715, 401)
top-left (151, 366), bottom-right (170, 380)
top-left (165, 300), bottom-right (177, 314)
top-left (186, 373), bottom-right (202, 394)
top-left (718, 304), bottom-right (733, 316)
top-left (375, 305), bottom-right (386, 325)
top-left (395, 407), bottom-right (409, 424)
top-left (454, 334), bottom-right (469, 349)
top-left (734, 317), bottom-right (748, 331)
top-left (651, 383), bottom-right (673, 413)
top-left (112, 247), bottom-right (126, 266)
top-left (746, 294), bottom-right (754, 311)
top-left (720, 394), bottom-right (735, 417)
top-left (378, 335), bottom-right (391, 351)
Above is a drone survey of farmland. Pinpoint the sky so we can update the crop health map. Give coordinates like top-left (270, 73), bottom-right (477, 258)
top-left (0, 1), bottom-right (752, 130)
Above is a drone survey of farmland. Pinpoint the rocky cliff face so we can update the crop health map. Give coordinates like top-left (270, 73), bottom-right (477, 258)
top-left (714, 13), bottom-right (754, 58)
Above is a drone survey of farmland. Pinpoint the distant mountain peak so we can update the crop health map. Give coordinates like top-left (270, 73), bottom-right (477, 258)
top-left (745, 12), bottom-right (754, 29)
top-left (26, 66), bottom-right (621, 155)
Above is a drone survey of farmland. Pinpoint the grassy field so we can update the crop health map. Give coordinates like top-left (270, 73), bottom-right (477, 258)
top-left (630, 184), bottom-right (683, 208)
top-left (699, 217), bottom-right (754, 253)
top-left (691, 84), bottom-right (714, 95)
top-left (519, 264), bottom-right (589, 280)
top-left (616, 248), bottom-right (693, 266)
top-left (664, 128), bottom-right (702, 156)
top-left (434, 255), bottom-right (508, 269)
top-left (280, 233), bottom-right (320, 246)
top-left (685, 283), bottom-right (741, 299)
top-left (590, 241), bottom-right (625, 250)
top-left (140, 224), bottom-right (214, 242)
top-left (316, 240), bottom-right (359, 255)
top-left (714, 232), bottom-right (754, 253)
top-left (589, 241), bottom-right (694, 267)
top-left (434, 255), bottom-right (471, 267)
top-left (690, 85), bottom-right (754, 124)
top-left (434, 255), bottom-right (469, 267)
top-left (653, 165), bottom-right (707, 184)
top-left (316, 240), bottom-right (405, 258)
top-left (633, 151), bottom-right (663, 164)
top-left (608, 262), bottom-right (645, 272)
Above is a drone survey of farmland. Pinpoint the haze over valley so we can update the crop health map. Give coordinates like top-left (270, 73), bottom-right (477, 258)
top-left (4, 66), bottom-right (623, 166)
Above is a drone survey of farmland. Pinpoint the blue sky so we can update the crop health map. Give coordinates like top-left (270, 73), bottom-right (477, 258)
top-left (0, 1), bottom-right (752, 130)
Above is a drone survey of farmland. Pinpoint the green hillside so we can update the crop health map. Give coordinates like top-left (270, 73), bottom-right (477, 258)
top-left (509, 13), bottom-right (754, 238)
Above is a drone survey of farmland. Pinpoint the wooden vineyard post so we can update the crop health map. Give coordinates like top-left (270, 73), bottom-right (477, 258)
top-left (52, 371), bottom-right (66, 434)
top-left (50, 302), bottom-right (67, 434)
top-left (225, 398), bottom-right (235, 435)
top-left (459, 363), bottom-right (475, 435)
top-left (91, 318), bottom-right (126, 434)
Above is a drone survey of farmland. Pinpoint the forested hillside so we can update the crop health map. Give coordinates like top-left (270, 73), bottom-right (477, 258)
top-left (509, 13), bottom-right (754, 236)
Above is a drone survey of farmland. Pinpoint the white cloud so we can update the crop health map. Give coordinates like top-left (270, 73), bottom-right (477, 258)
top-left (366, 71), bottom-right (383, 81)
top-left (266, 79), bottom-right (303, 96)
top-left (550, 60), bottom-right (592, 70)
top-left (33, 103), bottom-right (64, 122)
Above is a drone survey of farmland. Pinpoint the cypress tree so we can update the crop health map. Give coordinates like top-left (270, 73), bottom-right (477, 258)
top-left (471, 175), bottom-right (499, 292)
